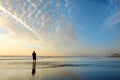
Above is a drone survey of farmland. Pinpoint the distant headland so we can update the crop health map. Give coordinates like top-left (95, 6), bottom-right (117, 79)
top-left (110, 53), bottom-right (120, 57)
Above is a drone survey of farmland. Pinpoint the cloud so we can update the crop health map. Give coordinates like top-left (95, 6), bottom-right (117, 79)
top-left (0, 0), bottom-right (76, 49)
top-left (105, 0), bottom-right (120, 29)
top-left (0, 12), bottom-right (40, 43)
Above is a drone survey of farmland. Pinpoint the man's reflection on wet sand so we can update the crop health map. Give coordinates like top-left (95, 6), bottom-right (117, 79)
top-left (32, 61), bottom-right (36, 76)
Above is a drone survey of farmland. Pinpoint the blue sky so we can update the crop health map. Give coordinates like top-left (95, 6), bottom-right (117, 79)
top-left (0, 0), bottom-right (120, 56)
top-left (72, 0), bottom-right (120, 48)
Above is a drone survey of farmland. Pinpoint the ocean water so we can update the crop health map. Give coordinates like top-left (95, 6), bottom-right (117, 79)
top-left (0, 56), bottom-right (120, 80)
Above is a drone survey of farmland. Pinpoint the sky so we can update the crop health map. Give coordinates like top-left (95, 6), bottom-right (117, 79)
top-left (0, 0), bottom-right (120, 56)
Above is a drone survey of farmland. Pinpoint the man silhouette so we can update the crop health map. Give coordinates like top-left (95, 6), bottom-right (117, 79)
top-left (32, 51), bottom-right (36, 62)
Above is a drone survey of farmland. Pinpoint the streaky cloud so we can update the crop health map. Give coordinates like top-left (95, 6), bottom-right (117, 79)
top-left (0, 0), bottom-right (77, 49)
top-left (105, 0), bottom-right (120, 29)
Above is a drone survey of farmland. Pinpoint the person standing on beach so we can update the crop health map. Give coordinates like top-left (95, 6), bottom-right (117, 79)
top-left (32, 51), bottom-right (36, 62)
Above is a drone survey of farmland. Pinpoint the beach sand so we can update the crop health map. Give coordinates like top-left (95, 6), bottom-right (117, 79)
top-left (0, 57), bottom-right (120, 80)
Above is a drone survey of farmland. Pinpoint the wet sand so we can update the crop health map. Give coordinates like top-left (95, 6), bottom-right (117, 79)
top-left (0, 57), bottom-right (120, 80)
